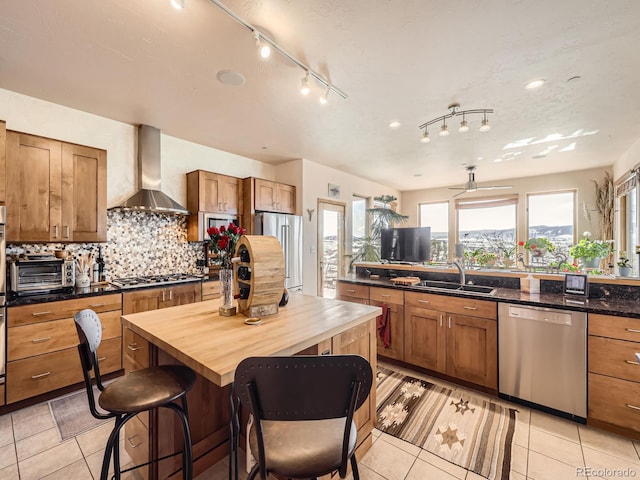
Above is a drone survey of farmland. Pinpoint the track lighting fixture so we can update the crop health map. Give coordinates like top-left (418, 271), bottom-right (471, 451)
top-left (207, 0), bottom-right (347, 102)
top-left (319, 86), bottom-right (330, 104)
top-left (253, 31), bottom-right (271, 59)
top-left (170, 0), bottom-right (185, 9)
top-left (418, 103), bottom-right (494, 142)
top-left (300, 72), bottom-right (310, 95)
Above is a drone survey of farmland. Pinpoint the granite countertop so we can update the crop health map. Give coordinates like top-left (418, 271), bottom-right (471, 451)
top-left (339, 275), bottom-right (640, 319)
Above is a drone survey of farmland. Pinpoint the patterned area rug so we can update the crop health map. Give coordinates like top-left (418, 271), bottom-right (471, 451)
top-left (376, 366), bottom-right (516, 480)
top-left (49, 386), bottom-right (112, 440)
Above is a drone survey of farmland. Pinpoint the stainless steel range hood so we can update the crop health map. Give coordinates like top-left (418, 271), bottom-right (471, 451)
top-left (112, 125), bottom-right (189, 215)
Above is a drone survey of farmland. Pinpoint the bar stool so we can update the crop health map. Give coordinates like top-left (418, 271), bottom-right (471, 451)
top-left (74, 309), bottom-right (196, 480)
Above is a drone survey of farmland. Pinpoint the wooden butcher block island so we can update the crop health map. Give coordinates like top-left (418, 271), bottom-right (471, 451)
top-left (121, 294), bottom-right (381, 479)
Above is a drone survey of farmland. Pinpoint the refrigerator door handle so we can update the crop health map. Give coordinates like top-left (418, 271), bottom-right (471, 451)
top-left (282, 224), bottom-right (290, 279)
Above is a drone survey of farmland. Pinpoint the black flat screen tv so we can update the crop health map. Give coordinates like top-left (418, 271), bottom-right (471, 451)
top-left (380, 227), bottom-right (431, 263)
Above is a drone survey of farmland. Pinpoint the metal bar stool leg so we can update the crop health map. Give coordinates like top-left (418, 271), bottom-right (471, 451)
top-left (101, 415), bottom-right (124, 480)
top-left (350, 454), bottom-right (360, 480)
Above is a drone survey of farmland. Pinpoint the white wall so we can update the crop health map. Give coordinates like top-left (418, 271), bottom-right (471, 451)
top-left (401, 166), bottom-right (611, 247)
top-left (0, 88), bottom-right (277, 207)
top-left (613, 137), bottom-right (640, 181)
top-left (300, 159), bottom-right (400, 296)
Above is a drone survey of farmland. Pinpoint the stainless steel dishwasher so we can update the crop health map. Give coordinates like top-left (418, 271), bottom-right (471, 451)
top-left (498, 303), bottom-right (587, 419)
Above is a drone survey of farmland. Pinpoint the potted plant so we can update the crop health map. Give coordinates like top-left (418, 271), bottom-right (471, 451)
top-left (478, 251), bottom-right (498, 268)
top-left (518, 238), bottom-right (556, 258)
top-left (499, 244), bottom-right (516, 268)
top-left (569, 231), bottom-right (612, 269)
top-left (617, 252), bottom-right (632, 277)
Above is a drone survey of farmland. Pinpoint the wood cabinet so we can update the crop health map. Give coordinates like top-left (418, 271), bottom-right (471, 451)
top-left (370, 287), bottom-right (404, 361)
top-left (122, 283), bottom-right (201, 315)
top-left (0, 120), bottom-right (6, 204)
top-left (5, 131), bottom-right (106, 242)
top-left (202, 280), bottom-right (220, 302)
top-left (122, 283), bottom-right (201, 479)
top-left (254, 178), bottom-right (296, 214)
top-left (6, 294), bottom-right (122, 404)
top-left (336, 282), bottom-right (370, 305)
top-left (404, 292), bottom-right (497, 389)
top-left (588, 313), bottom-right (640, 435)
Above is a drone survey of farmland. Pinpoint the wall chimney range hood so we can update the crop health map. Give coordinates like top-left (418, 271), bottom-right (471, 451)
top-left (111, 125), bottom-right (189, 215)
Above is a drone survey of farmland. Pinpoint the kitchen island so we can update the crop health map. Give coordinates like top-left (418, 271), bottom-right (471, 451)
top-left (121, 294), bottom-right (381, 479)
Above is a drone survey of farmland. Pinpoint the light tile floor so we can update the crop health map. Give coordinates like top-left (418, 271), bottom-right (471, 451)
top-left (1, 362), bottom-right (639, 479)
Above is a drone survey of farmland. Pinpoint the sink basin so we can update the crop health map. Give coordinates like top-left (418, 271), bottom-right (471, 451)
top-left (418, 280), bottom-right (496, 296)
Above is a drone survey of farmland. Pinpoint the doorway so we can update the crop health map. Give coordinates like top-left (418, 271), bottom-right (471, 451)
top-left (317, 200), bottom-right (345, 298)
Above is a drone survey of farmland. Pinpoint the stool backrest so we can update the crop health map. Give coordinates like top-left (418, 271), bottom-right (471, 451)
top-left (234, 355), bottom-right (372, 420)
top-left (74, 309), bottom-right (111, 420)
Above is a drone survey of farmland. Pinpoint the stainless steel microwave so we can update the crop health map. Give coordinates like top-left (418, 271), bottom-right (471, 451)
top-left (9, 257), bottom-right (75, 294)
top-left (196, 212), bottom-right (238, 241)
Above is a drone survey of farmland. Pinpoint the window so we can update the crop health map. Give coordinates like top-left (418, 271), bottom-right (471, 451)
top-left (457, 196), bottom-right (517, 267)
top-left (616, 171), bottom-right (638, 275)
top-left (352, 196), bottom-right (368, 253)
top-left (527, 191), bottom-right (575, 264)
top-left (419, 202), bottom-right (449, 262)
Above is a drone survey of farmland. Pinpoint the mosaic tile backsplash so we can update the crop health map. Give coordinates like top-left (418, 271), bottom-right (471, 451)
top-left (7, 210), bottom-right (206, 280)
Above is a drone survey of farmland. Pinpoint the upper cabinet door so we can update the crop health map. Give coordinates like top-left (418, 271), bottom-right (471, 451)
top-left (62, 143), bottom-right (107, 242)
top-left (254, 178), bottom-right (277, 211)
top-left (201, 172), bottom-right (222, 212)
top-left (6, 132), bottom-right (63, 242)
top-left (221, 175), bottom-right (239, 214)
top-left (0, 121), bottom-right (6, 204)
top-left (276, 183), bottom-right (296, 214)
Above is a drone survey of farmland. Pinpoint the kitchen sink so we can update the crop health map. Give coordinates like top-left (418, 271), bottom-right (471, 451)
top-left (418, 280), bottom-right (496, 296)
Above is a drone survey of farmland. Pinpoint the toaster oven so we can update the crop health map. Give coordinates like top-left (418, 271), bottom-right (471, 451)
top-left (9, 255), bottom-right (75, 294)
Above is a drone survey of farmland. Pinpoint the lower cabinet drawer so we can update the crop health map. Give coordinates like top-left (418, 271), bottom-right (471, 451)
top-left (123, 327), bottom-right (150, 370)
top-left (97, 337), bottom-right (122, 375)
top-left (0, 384), bottom-right (5, 406)
top-left (8, 318), bottom-right (78, 361)
top-left (336, 282), bottom-right (369, 300)
top-left (202, 281), bottom-right (220, 298)
top-left (7, 348), bottom-right (83, 403)
top-left (589, 373), bottom-right (640, 432)
top-left (589, 335), bottom-right (640, 383)
top-left (125, 414), bottom-right (149, 480)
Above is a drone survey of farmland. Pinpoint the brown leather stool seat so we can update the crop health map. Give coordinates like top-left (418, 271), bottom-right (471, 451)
top-left (74, 309), bottom-right (195, 480)
top-left (235, 355), bottom-right (373, 480)
top-left (99, 365), bottom-right (196, 414)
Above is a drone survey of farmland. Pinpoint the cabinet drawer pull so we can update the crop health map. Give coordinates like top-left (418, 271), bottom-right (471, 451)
top-left (169, 289), bottom-right (173, 301)
top-left (127, 344), bottom-right (142, 352)
top-left (321, 349), bottom-right (331, 355)
top-left (448, 316), bottom-right (452, 329)
top-left (32, 311), bottom-right (51, 316)
top-left (380, 294), bottom-right (391, 298)
top-left (54, 225), bottom-right (59, 239)
top-left (97, 357), bottom-right (106, 362)
top-left (31, 336), bottom-right (51, 344)
top-left (31, 372), bottom-right (51, 379)
top-left (626, 328), bottom-right (640, 333)
top-left (418, 299), bottom-right (430, 304)
top-left (162, 290), bottom-right (166, 302)
top-left (463, 306), bottom-right (478, 311)
top-left (625, 360), bottom-right (640, 365)
top-left (439, 314), bottom-right (443, 327)
top-left (346, 289), bottom-right (356, 293)
top-left (64, 225), bottom-right (70, 238)
top-left (127, 436), bottom-right (142, 448)
top-left (626, 404), bottom-right (640, 411)
top-left (90, 303), bottom-right (105, 308)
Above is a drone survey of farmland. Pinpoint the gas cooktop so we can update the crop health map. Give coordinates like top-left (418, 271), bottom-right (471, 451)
top-left (111, 273), bottom-right (201, 289)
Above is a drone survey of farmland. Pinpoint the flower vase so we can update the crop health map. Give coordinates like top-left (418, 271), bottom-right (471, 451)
top-left (582, 258), bottom-right (601, 269)
top-left (219, 269), bottom-right (236, 316)
top-left (619, 266), bottom-right (632, 277)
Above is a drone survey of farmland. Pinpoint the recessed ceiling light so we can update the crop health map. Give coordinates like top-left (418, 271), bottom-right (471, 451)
top-left (216, 70), bottom-right (246, 86)
top-left (526, 79), bottom-right (546, 89)
top-left (389, 121), bottom-right (401, 128)
top-left (413, 173), bottom-right (423, 177)
top-left (477, 157), bottom-right (483, 161)
top-left (494, 158), bottom-right (503, 163)
top-left (170, 0), bottom-right (185, 9)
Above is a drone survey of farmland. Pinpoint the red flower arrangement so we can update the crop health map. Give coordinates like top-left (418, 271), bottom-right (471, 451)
top-left (207, 223), bottom-right (246, 269)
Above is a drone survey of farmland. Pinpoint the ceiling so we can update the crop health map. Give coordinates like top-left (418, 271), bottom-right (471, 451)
top-left (1, 0), bottom-right (639, 191)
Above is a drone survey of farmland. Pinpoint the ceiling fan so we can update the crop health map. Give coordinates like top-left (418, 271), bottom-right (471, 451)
top-left (448, 166), bottom-right (512, 197)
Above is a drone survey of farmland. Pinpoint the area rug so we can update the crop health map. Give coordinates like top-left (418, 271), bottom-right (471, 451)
top-left (49, 386), bottom-right (112, 440)
top-left (376, 366), bottom-right (516, 480)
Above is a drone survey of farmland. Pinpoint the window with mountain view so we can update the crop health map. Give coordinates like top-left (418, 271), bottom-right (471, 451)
top-left (352, 196), bottom-right (368, 254)
top-left (457, 196), bottom-right (517, 266)
top-left (527, 191), bottom-right (575, 264)
top-left (419, 201), bottom-right (449, 262)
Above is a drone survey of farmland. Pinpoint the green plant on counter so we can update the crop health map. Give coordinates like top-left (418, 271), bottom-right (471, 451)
top-left (463, 247), bottom-right (485, 266)
top-left (569, 232), bottom-right (612, 261)
top-left (477, 251), bottom-right (497, 266)
top-left (617, 256), bottom-right (632, 268)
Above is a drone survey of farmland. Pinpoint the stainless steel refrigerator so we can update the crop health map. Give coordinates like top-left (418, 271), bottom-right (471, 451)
top-left (254, 212), bottom-right (303, 291)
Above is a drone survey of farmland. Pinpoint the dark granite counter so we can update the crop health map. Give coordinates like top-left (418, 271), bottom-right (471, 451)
top-left (339, 275), bottom-right (640, 319)
top-left (7, 284), bottom-right (122, 307)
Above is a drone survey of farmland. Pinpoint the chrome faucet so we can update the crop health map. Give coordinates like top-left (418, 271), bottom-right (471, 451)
top-left (448, 261), bottom-right (466, 286)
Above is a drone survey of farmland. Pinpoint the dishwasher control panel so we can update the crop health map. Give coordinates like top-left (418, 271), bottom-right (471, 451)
top-left (507, 305), bottom-right (573, 325)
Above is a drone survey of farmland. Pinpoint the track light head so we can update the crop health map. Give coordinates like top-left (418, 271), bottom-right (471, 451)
top-left (301, 72), bottom-right (310, 95)
top-left (439, 122), bottom-right (449, 137)
top-left (254, 31), bottom-right (271, 59)
top-left (418, 105), bottom-right (493, 142)
top-left (421, 130), bottom-right (430, 143)
top-left (479, 118), bottom-right (491, 132)
top-left (458, 115), bottom-right (469, 133)
top-left (170, 0), bottom-right (185, 9)
top-left (319, 86), bottom-right (330, 104)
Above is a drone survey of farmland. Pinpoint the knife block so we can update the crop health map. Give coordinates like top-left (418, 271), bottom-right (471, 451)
top-left (234, 235), bottom-right (285, 317)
